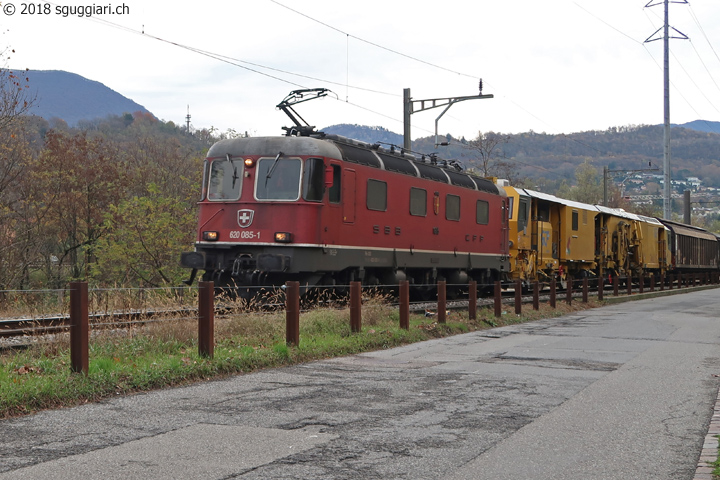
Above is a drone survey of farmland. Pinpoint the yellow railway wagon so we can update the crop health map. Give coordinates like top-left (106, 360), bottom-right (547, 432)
top-left (595, 206), bottom-right (669, 279)
top-left (504, 186), bottom-right (598, 287)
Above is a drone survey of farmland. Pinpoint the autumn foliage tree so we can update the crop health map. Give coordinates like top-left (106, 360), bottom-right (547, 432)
top-left (462, 131), bottom-right (525, 185)
top-left (556, 159), bottom-right (604, 204)
top-left (1, 112), bottom-right (207, 289)
top-left (0, 53), bottom-right (37, 289)
top-left (0, 71), bottom-right (253, 290)
top-left (91, 183), bottom-right (198, 287)
top-left (29, 131), bottom-right (126, 282)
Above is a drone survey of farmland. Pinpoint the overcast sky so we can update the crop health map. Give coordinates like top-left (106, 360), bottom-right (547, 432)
top-left (5, 0), bottom-right (720, 140)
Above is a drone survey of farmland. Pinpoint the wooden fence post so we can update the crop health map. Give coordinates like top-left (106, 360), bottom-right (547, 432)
top-left (515, 279), bottom-right (522, 315)
top-left (550, 277), bottom-right (556, 309)
top-left (399, 280), bottom-right (409, 330)
top-left (468, 281), bottom-right (477, 320)
top-left (437, 280), bottom-right (446, 324)
top-left (532, 281), bottom-right (539, 310)
top-left (350, 281), bottom-right (362, 333)
top-left (70, 281), bottom-right (89, 375)
top-left (566, 279), bottom-right (572, 305)
top-left (494, 281), bottom-right (502, 318)
top-left (286, 281), bottom-right (300, 345)
top-left (198, 281), bottom-right (215, 358)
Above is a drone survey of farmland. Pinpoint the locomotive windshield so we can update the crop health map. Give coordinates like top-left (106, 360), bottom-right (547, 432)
top-left (207, 156), bottom-right (244, 201)
top-left (256, 157), bottom-right (302, 200)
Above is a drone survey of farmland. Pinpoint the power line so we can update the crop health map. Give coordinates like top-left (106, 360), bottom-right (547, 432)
top-left (687, 4), bottom-right (720, 67)
top-left (686, 39), bottom-right (720, 99)
top-left (268, 0), bottom-right (587, 140)
top-left (269, 0), bottom-right (479, 81)
top-left (59, 8), bottom-right (436, 133)
top-left (91, 15), bottom-right (399, 97)
top-left (572, 2), bottom-right (644, 45)
top-left (643, 3), bottom-right (720, 130)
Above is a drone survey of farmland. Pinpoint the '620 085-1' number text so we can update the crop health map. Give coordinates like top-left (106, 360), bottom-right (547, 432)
top-left (229, 231), bottom-right (260, 240)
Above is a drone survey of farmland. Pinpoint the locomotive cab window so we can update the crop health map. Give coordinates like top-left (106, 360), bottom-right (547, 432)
top-left (410, 188), bottom-right (427, 216)
top-left (367, 179), bottom-right (387, 211)
top-left (302, 158), bottom-right (325, 202)
top-left (572, 210), bottom-right (579, 231)
top-left (476, 200), bottom-right (489, 225)
top-left (208, 156), bottom-right (244, 201)
top-left (255, 157), bottom-right (302, 201)
top-left (446, 194), bottom-right (460, 221)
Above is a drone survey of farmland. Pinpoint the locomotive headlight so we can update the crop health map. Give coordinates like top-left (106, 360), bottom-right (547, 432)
top-left (244, 158), bottom-right (255, 168)
top-left (203, 231), bottom-right (219, 241)
top-left (274, 232), bottom-right (293, 243)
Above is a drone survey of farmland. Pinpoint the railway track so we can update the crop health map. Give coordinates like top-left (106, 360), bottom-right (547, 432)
top-left (0, 308), bottom-right (197, 339)
top-left (3, 276), bottom-right (709, 344)
top-left (0, 287), bottom-right (584, 341)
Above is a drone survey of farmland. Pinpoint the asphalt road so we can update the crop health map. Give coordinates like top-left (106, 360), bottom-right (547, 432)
top-left (1, 288), bottom-right (719, 479)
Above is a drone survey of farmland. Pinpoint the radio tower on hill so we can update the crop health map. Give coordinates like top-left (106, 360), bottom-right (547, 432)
top-left (186, 105), bottom-right (192, 133)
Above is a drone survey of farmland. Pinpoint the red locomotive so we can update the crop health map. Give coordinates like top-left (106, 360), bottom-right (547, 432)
top-left (181, 92), bottom-right (510, 296)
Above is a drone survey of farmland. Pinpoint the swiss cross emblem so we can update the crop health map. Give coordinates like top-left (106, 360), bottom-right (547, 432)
top-left (237, 209), bottom-right (254, 228)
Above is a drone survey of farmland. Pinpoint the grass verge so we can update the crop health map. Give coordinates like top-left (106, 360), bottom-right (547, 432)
top-left (711, 435), bottom-right (720, 477)
top-left (1, 299), bottom-right (600, 419)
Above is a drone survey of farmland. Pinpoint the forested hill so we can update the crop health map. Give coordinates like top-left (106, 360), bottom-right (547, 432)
top-left (15, 69), bottom-right (150, 126)
top-left (323, 123), bottom-right (720, 187)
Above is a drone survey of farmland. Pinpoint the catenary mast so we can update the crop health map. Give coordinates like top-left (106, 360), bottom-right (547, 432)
top-left (644, 0), bottom-right (688, 220)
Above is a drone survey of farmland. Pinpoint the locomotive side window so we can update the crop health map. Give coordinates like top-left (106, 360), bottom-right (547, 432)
top-left (208, 157), bottom-right (244, 201)
top-left (572, 210), bottom-right (579, 231)
top-left (367, 179), bottom-right (387, 211)
top-left (410, 188), bottom-right (427, 216)
top-left (518, 197), bottom-right (530, 229)
top-left (446, 194), bottom-right (460, 221)
top-left (328, 165), bottom-right (341, 204)
top-left (200, 159), bottom-right (209, 201)
top-left (302, 158), bottom-right (325, 202)
top-left (476, 200), bottom-right (489, 225)
top-left (256, 157), bottom-right (302, 201)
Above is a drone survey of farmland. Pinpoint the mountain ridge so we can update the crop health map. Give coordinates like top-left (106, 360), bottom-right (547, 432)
top-left (322, 122), bottom-right (720, 188)
top-left (14, 69), bottom-right (150, 126)
top-left (322, 120), bottom-right (720, 145)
